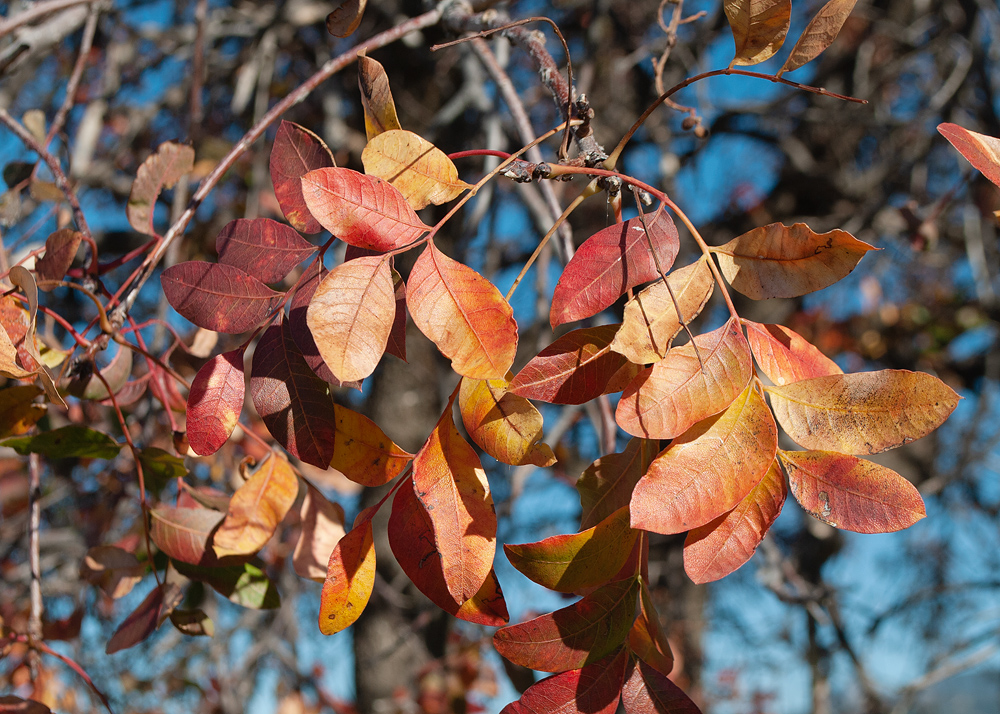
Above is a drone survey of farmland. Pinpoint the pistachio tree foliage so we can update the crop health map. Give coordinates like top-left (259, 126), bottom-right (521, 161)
top-left (0, 0), bottom-right (986, 711)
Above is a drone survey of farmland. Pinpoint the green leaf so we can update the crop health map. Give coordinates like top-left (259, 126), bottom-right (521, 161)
top-left (1, 425), bottom-right (122, 459)
top-left (172, 559), bottom-right (280, 609)
top-left (138, 447), bottom-right (188, 493)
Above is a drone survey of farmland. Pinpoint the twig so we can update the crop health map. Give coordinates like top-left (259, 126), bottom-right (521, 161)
top-left (44, 2), bottom-right (100, 147)
top-left (189, 0), bottom-right (209, 136)
top-left (27, 453), bottom-right (43, 679)
top-left (0, 0), bottom-right (93, 39)
top-left (6, 632), bottom-right (114, 713)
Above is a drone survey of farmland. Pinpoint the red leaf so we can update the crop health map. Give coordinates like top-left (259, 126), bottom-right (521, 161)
top-left (743, 320), bottom-right (841, 386)
top-left (270, 120), bottom-right (335, 233)
top-left (161, 261), bottom-right (283, 334)
top-left (186, 349), bottom-right (245, 456)
top-left (35, 229), bottom-right (82, 286)
top-left (105, 584), bottom-right (164, 654)
top-left (551, 210), bottom-right (679, 327)
top-left (287, 263), bottom-right (360, 389)
top-left (300, 167), bottom-right (429, 250)
top-left (319, 512), bottom-right (376, 635)
top-left (407, 241), bottom-right (518, 379)
top-left (939, 123), bottom-right (1000, 188)
top-left (628, 580), bottom-right (674, 676)
top-left (493, 577), bottom-right (638, 673)
top-left (501, 648), bottom-right (628, 714)
top-left (0, 696), bottom-right (52, 714)
top-left (683, 458), bottom-right (787, 583)
top-left (127, 142), bottom-right (194, 236)
top-left (149, 505), bottom-right (224, 565)
top-left (621, 658), bottom-right (702, 714)
top-left (249, 318), bottom-right (338, 468)
top-left (216, 218), bottom-right (318, 283)
top-left (509, 325), bottom-right (639, 405)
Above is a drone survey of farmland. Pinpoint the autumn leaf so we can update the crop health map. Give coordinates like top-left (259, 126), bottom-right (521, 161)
top-left (35, 228), bottom-right (82, 286)
top-left (501, 648), bottom-right (629, 714)
top-left (362, 129), bottom-right (470, 210)
top-left (630, 382), bottom-right (778, 535)
top-left (306, 254), bottom-right (395, 382)
top-left (628, 580), bottom-right (674, 677)
top-left (712, 222), bottom-right (875, 299)
top-left (743, 320), bottom-right (841, 386)
top-left (213, 451), bottom-right (300, 557)
top-left (683, 459), bottom-right (787, 583)
top-left (319, 512), bottom-right (376, 635)
top-left (765, 369), bottom-right (960, 454)
top-left (577, 438), bottom-right (656, 530)
top-left (621, 658), bottom-right (702, 714)
top-left (387, 265), bottom-right (407, 361)
top-left (270, 120), bottom-right (336, 233)
top-left (0, 385), bottom-right (45, 437)
top-left (300, 167), bottom-right (429, 251)
top-left (779, 450), bottom-right (925, 533)
top-left (407, 241), bottom-right (518, 379)
top-left (458, 375), bottom-right (555, 467)
top-left (186, 349), bottom-right (245, 457)
top-left (150, 505), bottom-right (224, 565)
top-left (455, 568), bottom-right (509, 627)
top-left (611, 258), bottom-right (715, 364)
top-left (106, 584), bottom-right (166, 654)
top-left (127, 141), bottom-right (194, 236)
top-left (161, 261), bottom-right (283, 334)
top-left (7, 267), bottom-right (63, 406)
top-left (724, 0), bottom-right (791, 66)
top-left (505, 507), bottom-right (637, 593)
top-left (80, 546), bottom-right (144, 600)
top-left (330, 403), bottom-right (413, 486)
top-left (287, 263), bottom-right (360, 389)
top-left (327, 0), bottom-right (367, 37)
top-left (778, 0), bottom-right (859, 75)
top-left (616, 319), bottom-right (754, 440)
top-left (550, 210), bottom-right (679, 328)
top-left (66, 341), bottom-right (133, 401)
top-left (509, 325), bottom-right (639, 405)
top-left (174, 559), bottom-right (279, 609)
top-left (358, 54), bottom-right (402, 140)
top-left (938, 123), bottom-right (1000, 189)
top-left (169, 609), bottom-right (214, 637)
top-left (0, 318), bottom-right (35, 380)
top-left (215, 218), bottom-right (317, 283)
top-left (249, 318), bottom-right (339, 468)
top-left (1, 425), bottom-right (121, 459)
top-left (493, 576), bottom-right (638, 673)
top-left (293, 484), bottom-right (346, 582)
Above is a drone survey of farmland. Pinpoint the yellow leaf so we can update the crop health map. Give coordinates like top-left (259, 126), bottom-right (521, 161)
top-left (362, 130), bottom-right (470, 210)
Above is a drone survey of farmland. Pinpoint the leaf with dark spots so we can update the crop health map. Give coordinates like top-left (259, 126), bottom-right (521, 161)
top-left (161, 261), bottom-right (283, 334)
top-left (216, 218), bottom-right (317, 283)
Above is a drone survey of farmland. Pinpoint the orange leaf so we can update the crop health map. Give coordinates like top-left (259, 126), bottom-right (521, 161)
top-left (358, 54), bottom-right (401, 140)
top-left (779, 0), bottom-right (858, 75)
top-left (509, 325), bottom-right (639, 405)
top-left (712, 222), bottom-right (875, 299)
top-left (127, 142), bottom-right (194, 236)
top-left (458, 375), bottom-right (555, 467)
top-left (330, 404), bottom-right (413, 486)
top-left (407, 241), bottom-right (517, 379)
top-left (501, 648), bottom-right (629, 714)
top-left (621, 658), bottom-right (702, 714)
top-left (938, 123), bottom-right (1000, 189)
top-left (577, 438), bottom-right (657, 531)
top-left (683, 459), bottom-right (787, 583)
top-left (412, 399), bottom-right (496, 606)
top-left (326, 0), bottom-right (367, 37)
top-left (505, 506), bottom-right (637, 593)
top-left (318, 513), bottom-right (375, 635)
top-left (725, 0), bottom-right (791, 67)
top-left (611, 258), bottom-right (715, 364)
top-left (765, 369), bottom-right (960, 454)
top-left (306, 255), bottom-right (395, 382)
top-left (300, 167), bottom-right (429, 251)
top-left (362, 130), bottom-right (470, 210)
top-left (269, 120), bottom-right (335, 233)
top-left (616, 319), bottom-right (753, 440)
top-left (493, 577), bottom-right (638, 673)
top-left (0, 322), bottom-right (34, 379)
top-left (779, 450), bottom-right (926, 533)
top-left (743, 320), bottom-right (841, 386)
top-left (628, 579), bottom-right (674, 676)
top-left (213, 452), bottom-right (300, 558)
top-left (149, 505), bottom-right (224, 566)
top-left (293, 483), bottom-right (346, 582)
top-left (631, 382), bottom-right (777, 535)
top-left (455, 568), bottom-right (509, 626)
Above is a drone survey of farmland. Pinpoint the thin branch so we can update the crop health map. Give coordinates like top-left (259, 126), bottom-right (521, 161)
top-left (0, 0), bottom-right (93, 39)
top-left (44, 2), bottom-right (99, 147)
top-left (27, 453), bottom-right (43, 679)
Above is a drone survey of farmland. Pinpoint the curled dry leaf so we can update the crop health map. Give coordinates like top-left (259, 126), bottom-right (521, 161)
top-left (270, 120), bottom-right (336, 233)
top-left (616, 319), bottom-right (754, 440)
top-left (319, 512), bottom-right (375, 634)
top-left (161, 261), bottom-right (283, 334)
top-left (407, 241), bottom-right (517, 380)
top-left (779, 450), bottom-right (926, 533)
top-left (326, 0), bottom-right (367, 37)
top-left (330, 403), bottom-right (413, 486)
top-left (293, 483), bottom-right (346, 582)
top-left (712, 222), bottom-right (875, 300)
top-left (765, 369), bottom-right (960, 454)
top-left (170, 609), bottom-right (214, 637)
top-left (35, 228), bottom-right (82, 286)
top-left (611, 258), bottom-right (715, 364)
top-left (186, 349), bottom-right (245, 457)
top-left (216, 218), bottom-right (317, 283)
top-left (577, 437), bottom-right (656, 530)
top-left (500, 648), bottom-right (629, 714)
top-left (683, 459), bottom-right (787, 584)
top-left (0, 324), bottom-right (35, 380)
top-left (358, 54), bottom-right (401, 140)
top-left (362, 130), bottom-right (470, 210)
top-left (67, 342), bottom-right (133, 401)
top-left (127, 141), bottom-right (195, 235)
top-left (631, 382), bottom-right (778, 535)
top-left (743, 320), bottom-right (841, 386)
top-left (938, 123), bottom-right (1000, 189)
top-left (213, 452), bottom-right (300, 558)
top-left (725, 0), bottom-right (791, 66)
top-left (458, 375), bottom-right (555, 467)
top-left (779, 0), bottom-right (858, 75)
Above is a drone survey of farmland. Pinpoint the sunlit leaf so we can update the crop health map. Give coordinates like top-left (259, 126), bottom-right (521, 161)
top-left (293, 483), bottom-right (346, 582)
top-left (213, 451), bottom-right (300, 557)
top-left (270, 120), bottom-right (335, 233)
top-left (35, 228), bottom-right (82, 286)
top-left (578, 438), bottom-right (656, 530)
top-left (319, 513), bottom-right (375, 634)
top-left (631, 382), bottom-right (777, 535)
top-left (611, 258), bottom-right (715, 364)
top-left (250, 318), bottom-right (339, 468)
top-left (493, 576), bottom-right (638, 673)
top-left (551, 210), bottom-right (679, 328)
top-left (458, 375), bottom-right (555, 467)
top-left (80, 546), bottom-right (144, 600)
top-left (307, 255), bottom-right (395, 382)
top-left (161, 261), bottom-right (283, 334)
top-left (330, 403), bottom-right (413, 486)
top-left (187, 349), bottom-right (245, 457)
top-left (505, 507), bottom-right (637, 593)
top-left (359, 54), bottom-right (401, 139)
top-left (407, 240), bottom-right (518, 379)
top-left (106, 584), bottom-right (164, 654)
top-left (683, 459), bottom-right (787, 583)
top-left (0, 319), bottom-right (34, 380)
top-left (127, 142), bottom-right (195, 235)
top-left (779, 450), bottom-right (926, 533)
top-left (0, 295), bottom-right (38, 375)
top-left (724, 0), bottom-right (791, 66)
top-left (362, 130), bottom-right (470, 210)
top-left (712, 222), bottom-right (875, 299)
top-left (621, 658), bottom-right (702, 714)
top-left (765, 369), bottom-right (960, 454)
top-left (301, 167), bottom-right (429, 251)
top-left (216, 218), bottom-right (317, 283)
top-left (0, 385), bottom-right (45, 438)
top-left (1, 425), bottom-right (121, 459)
top-left (173, 559), bottom-right (280, 609)
top-left (455, 568), bottom-right (509, 627)
top-left (150, 505), bottom-right (224, 565)
top-left (779, 0), bottom-right (858, 75)
top-left (629, 579), bottom-right (674, 676)
top-left (509, 325), bottom-right (639, 405)
top-left (743, 320), bottom-right (841, 386)
top-left (938, 123), bottom-right (1000, 189)
top-left (6, 268), bottom-right (62, 406)
top-left (616, 319), bottom-right (753, 439)
top-left (327, 0), bottom-right (367, 37)
top-left (169, 609), bottom-right (214, 637)
top-left (500, 648), bottom-right (629, 714)
top-left (287, 263), bottom-right (360, 389)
